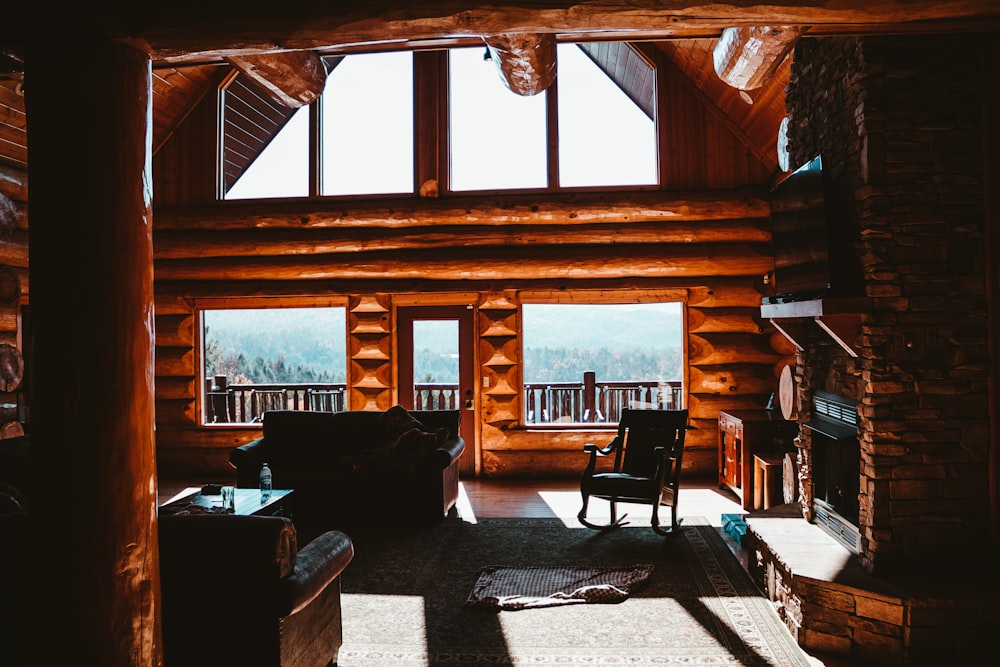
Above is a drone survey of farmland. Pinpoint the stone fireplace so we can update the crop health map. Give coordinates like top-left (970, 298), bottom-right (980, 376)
top-left (746, 33), bottom-right (997, 665)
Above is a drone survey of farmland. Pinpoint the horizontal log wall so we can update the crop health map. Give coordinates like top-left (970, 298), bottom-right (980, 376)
top-left (146, 48), bottom-right (787, 478)
top-left (150, 189), bottom-right (789, 479)
top-left (0, 45), bottom-right (794, 480)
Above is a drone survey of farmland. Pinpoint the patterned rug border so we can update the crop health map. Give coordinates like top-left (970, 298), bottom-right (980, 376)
top-left (337, 516), bottom-right (812, 667)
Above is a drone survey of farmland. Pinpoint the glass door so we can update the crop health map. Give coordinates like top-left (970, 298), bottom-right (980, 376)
top-left (396, 305), bottom-right (476, 476)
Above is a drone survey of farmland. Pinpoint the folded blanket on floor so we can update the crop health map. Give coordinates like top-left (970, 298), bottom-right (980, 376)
top-left (465, 564), bottom-right (654, 611)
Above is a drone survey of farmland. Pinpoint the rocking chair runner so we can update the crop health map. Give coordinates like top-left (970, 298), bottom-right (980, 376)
top-left (578, 408), bottom-right (689, 536)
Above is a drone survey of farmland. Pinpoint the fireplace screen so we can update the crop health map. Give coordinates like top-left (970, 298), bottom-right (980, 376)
top-left (805, 391), bottom-right (861, 552)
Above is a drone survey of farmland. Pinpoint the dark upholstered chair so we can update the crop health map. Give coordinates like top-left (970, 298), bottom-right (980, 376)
top-left (578, 408), bottom-right (689, 536)
top-left (159, 514), bottom-right (353, 667)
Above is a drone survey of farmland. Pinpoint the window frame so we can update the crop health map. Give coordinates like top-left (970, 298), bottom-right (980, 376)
top-left (195, 296), bottom-right (350, 428)
top-left (219, 40), bottom-right (661, 201)
top-left (517, 289), bottom-right (688, 430)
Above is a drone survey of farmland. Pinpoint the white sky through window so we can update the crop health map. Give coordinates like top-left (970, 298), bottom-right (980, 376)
top-left (323, 51), bottom-right (414, 195)
top-left (448, 47), bottom-right (548, 191)
top-left (225, 43), bottom-right (655, 198)
top-left (225, 105), bottom-right (309, 200)
top-left (557, 44), bottom-right (656, 186)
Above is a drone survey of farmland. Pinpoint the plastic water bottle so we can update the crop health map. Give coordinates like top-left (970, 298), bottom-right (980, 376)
top-left (259, 462), bottom-right (273, 500)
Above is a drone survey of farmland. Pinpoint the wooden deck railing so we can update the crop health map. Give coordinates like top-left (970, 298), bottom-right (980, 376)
top-left (204, 380), bottom-right (348, 423)
top-left (523, 372), bottom-right (683, 424)
top-left (205, 372), bottom-right (682, 425)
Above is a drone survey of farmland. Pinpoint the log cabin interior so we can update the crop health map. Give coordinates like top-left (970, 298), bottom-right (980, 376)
top-left (2, 2), bottom-right (1000, 665)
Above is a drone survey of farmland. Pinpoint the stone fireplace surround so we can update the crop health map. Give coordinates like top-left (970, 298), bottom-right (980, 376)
top-left (744, 34), bottom-right (997, 665)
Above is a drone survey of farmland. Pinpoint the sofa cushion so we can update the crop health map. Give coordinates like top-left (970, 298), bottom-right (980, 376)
top-left (358, 425), bottom-right (443, 476)
top-left (263, 411), bottom-right (339, 448)
top-left (377, 404), bottom-right (424, 441)
top-left (410, 410), bottom-right (461, 441)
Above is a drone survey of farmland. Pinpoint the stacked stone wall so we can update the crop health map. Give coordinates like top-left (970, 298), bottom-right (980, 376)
top-left (785, 34), bottom-right (991, 576)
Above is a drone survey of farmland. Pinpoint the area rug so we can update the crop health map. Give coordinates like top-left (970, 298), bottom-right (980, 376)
top-left (466, 563), bottom-right (654, 610)
top-left (332, 516), bottom-right (813, 666)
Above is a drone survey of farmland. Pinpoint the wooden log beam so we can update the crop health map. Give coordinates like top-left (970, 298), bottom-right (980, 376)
top-left (154, 275), bottom-right (766, 304)
top-left (225, 50), bottom-right (328, 108)
top-left (713, 26), bottom-right (802, 91)
top-left (483, 32), bottom-right (557, 96)
top-left (153, 218), bottom-right (771, 259)
top-left (86, 1), bottom-right (1000, 64)
top-left (153, 242), bottom-right (774, 281)
top-left (153, 189), bottom-right (769, 230)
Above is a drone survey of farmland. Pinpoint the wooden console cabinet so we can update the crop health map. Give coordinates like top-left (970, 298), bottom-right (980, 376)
top-left (718, 409), bottom-right (799, 510)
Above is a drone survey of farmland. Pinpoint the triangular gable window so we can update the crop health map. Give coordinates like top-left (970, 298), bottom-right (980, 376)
top-left (221, 73), bottom-right (303, 198)
top-left (558, 43), bottom-right (656, 187)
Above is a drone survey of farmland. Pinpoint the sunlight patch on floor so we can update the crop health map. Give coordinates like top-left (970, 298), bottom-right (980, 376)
top-left (341, 594), bottom-right (428, 642)
top-left (454, 481), bottom-right (478, 523)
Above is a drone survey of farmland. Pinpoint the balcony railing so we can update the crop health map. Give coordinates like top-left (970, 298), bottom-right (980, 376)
top-left (523, 373), bottom-right (683, 424)
top-left (204, 373), bottom-right (682, 425)
top-left (205, 380), bottom-right (348, 424)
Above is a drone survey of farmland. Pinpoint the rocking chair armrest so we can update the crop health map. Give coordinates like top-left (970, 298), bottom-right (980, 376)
top-left (583, 436), bottom-right (621, 456)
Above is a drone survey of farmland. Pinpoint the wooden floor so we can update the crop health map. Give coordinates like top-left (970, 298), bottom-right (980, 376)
top-left (157, 476), bottom-right (858, 667)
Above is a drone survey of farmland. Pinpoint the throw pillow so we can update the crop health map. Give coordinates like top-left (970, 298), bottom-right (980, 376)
top-left (377, 405), bottom-right (423, 441)
top-left (360, 426), bottom-right (440, 476)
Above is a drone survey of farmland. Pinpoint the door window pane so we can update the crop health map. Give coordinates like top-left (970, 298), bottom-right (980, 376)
top-left (412, 320), bottom-right (459, 410)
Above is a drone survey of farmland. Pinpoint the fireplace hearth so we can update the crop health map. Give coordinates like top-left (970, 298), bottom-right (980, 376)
top-left (804, 391), bottom-right (860, 553)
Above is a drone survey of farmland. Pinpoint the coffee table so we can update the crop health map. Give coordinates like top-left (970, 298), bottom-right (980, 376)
top-left (160, 487), bottom-right (294, 518)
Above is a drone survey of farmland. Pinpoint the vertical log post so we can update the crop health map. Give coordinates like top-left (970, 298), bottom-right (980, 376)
top-left (583, 371), bottom-right (596, 422)
top-left (25, 37), bottom-right (161, 665)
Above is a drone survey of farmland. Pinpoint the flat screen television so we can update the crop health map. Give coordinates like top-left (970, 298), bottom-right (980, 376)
top-left (766, 155), bottom-right (859, 302)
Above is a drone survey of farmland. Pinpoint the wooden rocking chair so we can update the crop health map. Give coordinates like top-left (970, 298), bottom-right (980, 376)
top-left (578, 408), bottom-right (689, 536)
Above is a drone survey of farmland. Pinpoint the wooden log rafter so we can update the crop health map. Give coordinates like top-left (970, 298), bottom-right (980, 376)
top-left (225, 50), bottom-right (328, 108)
top-left (95, 1), bottom-right (1000, 65)
top-left (713, 26), bottom-right (803, 91)
top-left (153, 189), bottom-right (769, 230)
top-left (483, 32), bottom-right (557, 96)
top-left (153, 218), bottom-right (772, 259)
top-left (153, 242), bottom-right (774, 282)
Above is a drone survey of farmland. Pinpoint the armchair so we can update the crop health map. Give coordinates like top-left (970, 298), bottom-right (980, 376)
top-left (159, 514), bottom-right (354, 667)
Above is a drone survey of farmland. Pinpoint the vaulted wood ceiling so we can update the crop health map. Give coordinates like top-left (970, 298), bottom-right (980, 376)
top-left (2, 1), bottom-right (998, 179)
top-left (0, 38), bottom-right (791, 178)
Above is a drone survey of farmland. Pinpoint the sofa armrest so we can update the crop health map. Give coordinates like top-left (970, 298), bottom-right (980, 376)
top-left (430, 436), bottom-right (465, 470)
top-left (279, 530), bottom-right (354, 616)
top-left (230, 437), bottom-right (269, 486)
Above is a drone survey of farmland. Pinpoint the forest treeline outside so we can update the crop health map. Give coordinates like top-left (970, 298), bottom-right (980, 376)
top-left (203, 303), bottom-right (683, 385)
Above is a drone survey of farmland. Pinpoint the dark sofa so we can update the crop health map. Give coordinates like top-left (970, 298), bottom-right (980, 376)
top-left (229, 406), bottom-right (465, 523)
top-left (159, 513), bottom-right (354, 667)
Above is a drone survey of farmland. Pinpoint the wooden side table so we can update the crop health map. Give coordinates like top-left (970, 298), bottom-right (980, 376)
top-left (718, 409), bottom-right (798, 510)
top-left (753, 453), bottom-right (784, 510)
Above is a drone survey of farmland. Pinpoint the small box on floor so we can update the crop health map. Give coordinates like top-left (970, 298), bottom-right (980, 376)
top-left (721, 513), bottom-right (748, 546)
